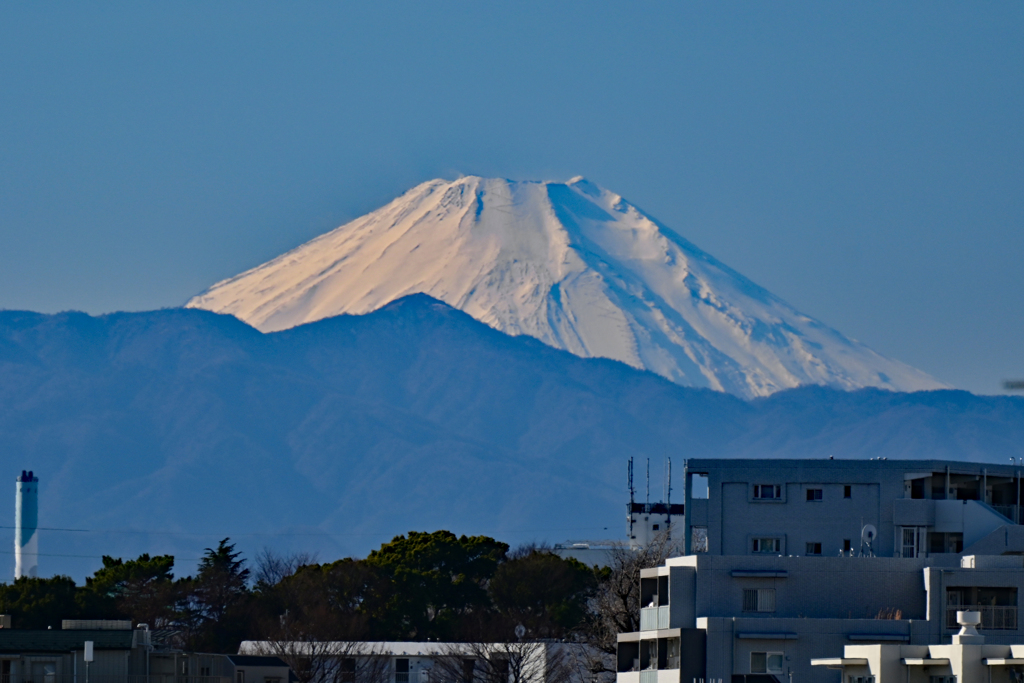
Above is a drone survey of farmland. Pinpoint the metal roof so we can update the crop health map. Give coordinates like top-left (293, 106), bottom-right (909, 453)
top-left (0, 629), bottom-right (135, 654)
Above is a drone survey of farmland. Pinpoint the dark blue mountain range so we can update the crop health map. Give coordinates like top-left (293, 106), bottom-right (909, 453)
top-left (1, 294), bottom-right (1021, 579)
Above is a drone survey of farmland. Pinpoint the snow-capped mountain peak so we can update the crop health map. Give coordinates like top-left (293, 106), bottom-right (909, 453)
top-left (186, 176), bottom-right (947, 398)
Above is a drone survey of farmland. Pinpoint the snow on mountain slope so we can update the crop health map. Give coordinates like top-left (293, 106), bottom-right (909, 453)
top-left (187, 176), bottom-right (947, 398)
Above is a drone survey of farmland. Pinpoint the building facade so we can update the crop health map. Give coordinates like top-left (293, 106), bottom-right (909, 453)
top-left (617, 553), bottom-right (1024, 682)
top-left (614, 458), bottom-right (1024, 683)
top-left (681, 459), bottom-right (1024, 559)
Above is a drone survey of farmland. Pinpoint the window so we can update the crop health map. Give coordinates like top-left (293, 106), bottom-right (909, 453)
top-left (752, 537), bottom-right (781, 554)
top-left (901, 528), bottom-right (920, 558)
top-left (396, 659), bottom-right (410, 683)
top-left (663, 638), bottom-right (680, 670)
top-left (235, 673), bottom-right (244, 683)
top-left (849, 677), bottom-right (876, 683)
top-left (461, 659), bottom-right (475, 683)
top-left (806, 542), bottom-right (822, 556)
top-left (652, 524), bottom-right (659, 531)
top-left (202, 669), bottom-right (212, 679)
top-left (928, 678), bottom-right (955, 683)
top-left (691, 474), bottom-right (709, 499)
top-left (340, 659), bottom-right (356, 683)
top-left (930, 532), bottom-right (964, 554)
top-left (691, 526), bottom-right (708, 553)
top-left (946, 587), bottom-right (1017, 630)
top-left (806, 488), bottom-right (822, 501)
top-left (750, 652), bottom-right (783, 674)
top-left (843, 539), bottom-right (852, 553)
top-left (743, 588), bottom-right (776, 613)
top-left (753, 484), bottom-right (782, 500)
top-left (844, 485), bottom-right (852, 498)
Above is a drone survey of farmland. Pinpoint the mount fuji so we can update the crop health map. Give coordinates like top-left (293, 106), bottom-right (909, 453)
top-left (188, 176), bottom-right (946, 398)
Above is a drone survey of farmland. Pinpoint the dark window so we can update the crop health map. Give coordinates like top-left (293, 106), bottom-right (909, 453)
top-left (752, 538), bottom-right (781, 553)
top-left (806, 488), bottom-right (822, 501)
top-left (753, 484), bottom-right (782, 500)
top-left (911, 478), bottom-right (925, 499)
top-left (844, 485), bottom-right (852, 498)
top-left (461, 660), bottom-right (475, 683)
top-left (843, 539), bottom-right (852, 552)
top-left (396, 659), bottom-right (409, 683)
top-left (340, 659), bottom-right (356, 683)
top-left (743, 588), bottom-right (776, 613)
top-left (806, 542), bottom-right (822, 555)
top-left (930, 532), bottom-right (964, 554)
top-left (652, 524), bottom-right (659, 531)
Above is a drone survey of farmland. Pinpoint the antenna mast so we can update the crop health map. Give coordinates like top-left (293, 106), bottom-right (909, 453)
top-left (627, 458), bottom-right (635, 544)
top-left (665, 458), bottom-right (672, 540)
top-left (646, 458), bottom-right (650, 507)
top-left (665, 458), bottom-right (672, 505)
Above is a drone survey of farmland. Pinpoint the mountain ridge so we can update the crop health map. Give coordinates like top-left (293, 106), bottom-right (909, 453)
top-left (187, 176), bottom-right (946, 398)
top-left (0, 296), bottom-right (1018, 578)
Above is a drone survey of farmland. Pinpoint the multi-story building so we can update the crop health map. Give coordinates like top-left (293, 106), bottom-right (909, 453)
top-left (614, 458), bottom-right (1024, 682)
top-left (617, 553), bottom-right (1024, 682)
top-left (681, 459), bottom-right (1024, 558)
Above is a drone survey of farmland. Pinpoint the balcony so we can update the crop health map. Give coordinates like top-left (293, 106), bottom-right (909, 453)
top-left (638, 671), bottom-right (658, 683)
top-left (640, 606), bottom-right (669, 631)
top-left (946, 605), bottom-right (1018, 630)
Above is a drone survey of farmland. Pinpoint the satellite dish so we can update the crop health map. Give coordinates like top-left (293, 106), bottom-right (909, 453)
top-left (515, 624), bottom-right (526, 640)
top-left (862, 524), bottom-right (877, 544)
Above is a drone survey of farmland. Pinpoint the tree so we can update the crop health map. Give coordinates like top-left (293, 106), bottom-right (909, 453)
top-left (175, 538), bottom-right (250, 651)
top-left (80, 554), bottom-right (175, 626)
top-left (433, 641), bottom-right (574, 683)
top-left (253, 548), bottom-right (319, 591)
top-left (0, 576), bottom-right (79, 629)
top-left (364, 531), bottom-right (508, 640)
top-left (577, 533), bottom-right (681, 679)
top-left (488, 547), bottom-right (597, 639)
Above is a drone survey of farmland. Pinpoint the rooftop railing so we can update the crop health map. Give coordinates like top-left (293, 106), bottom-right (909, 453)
top-left (946, 605), bottom-right (1017, 630)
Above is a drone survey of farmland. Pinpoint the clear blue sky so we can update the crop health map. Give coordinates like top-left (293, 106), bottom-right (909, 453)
top-left (1, 2), bottom-right (1021, 394)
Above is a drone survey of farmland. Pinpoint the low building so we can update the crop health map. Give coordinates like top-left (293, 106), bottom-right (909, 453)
top-left (0, 619), bottom-right (289, 683)
top-left (811, 609), bottom-right (1024, 681)
top-left (238, 640), bottom-right (593, 683)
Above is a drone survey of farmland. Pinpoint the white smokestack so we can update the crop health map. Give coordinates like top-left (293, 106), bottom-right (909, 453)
top-left (15, 471), bottom-right (38, 579)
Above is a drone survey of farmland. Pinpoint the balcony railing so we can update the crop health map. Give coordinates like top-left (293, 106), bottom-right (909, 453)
top-left (639, 606), bottom-right (669, 631)
top-left (946, 605), bottom-right (1018, 630)
top-left (638, 670), bottom-right (658, 683)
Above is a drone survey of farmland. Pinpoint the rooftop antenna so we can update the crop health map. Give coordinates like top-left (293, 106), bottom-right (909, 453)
top-left (646, 458), bottom-right (650, 507)
top-left (627, 457), bottom-right (635, 505)
top-left (627, 458), bottom-right (635, 544)
top-left (665, 458), bottom-right (672, 506)
top-left (665, 458), bottom-right (672, 540)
